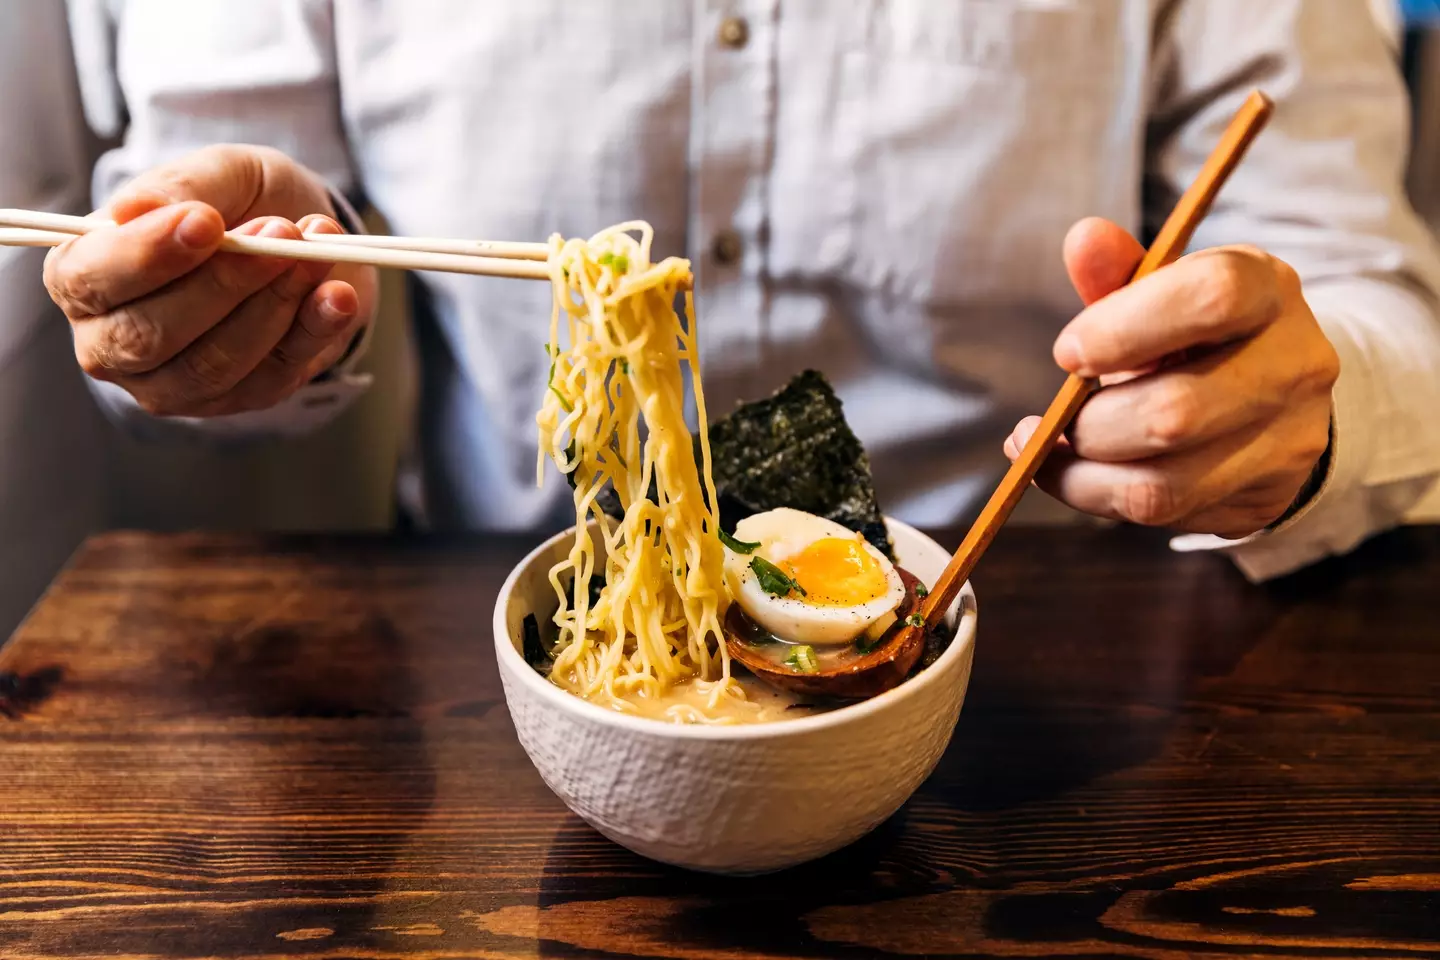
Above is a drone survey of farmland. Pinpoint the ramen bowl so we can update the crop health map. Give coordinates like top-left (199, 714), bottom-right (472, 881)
top-left (493, 517), bottom-right (977, 875)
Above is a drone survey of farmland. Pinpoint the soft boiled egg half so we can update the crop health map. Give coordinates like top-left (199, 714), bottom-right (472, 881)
top-left (721, 508), bottom-right (906, 646)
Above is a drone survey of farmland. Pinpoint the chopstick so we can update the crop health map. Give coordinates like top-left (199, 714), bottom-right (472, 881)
top-left (916, 89), bottom-right (1276, 628)
top-left (0, 208), bottom-right (552, 282)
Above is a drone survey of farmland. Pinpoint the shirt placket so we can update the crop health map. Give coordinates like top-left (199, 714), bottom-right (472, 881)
top-left (689, 0), bottom-right (778, 388)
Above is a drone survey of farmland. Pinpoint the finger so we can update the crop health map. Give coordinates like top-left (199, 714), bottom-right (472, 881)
top-left (297, 213), bottom-right (344, 236)
top-left (1053, 246), bottom-right (1283, 378)
top-left (1063, 217), bottom-right (1146, 306)
top-left (192, 279), bottom-right (362, 416)
top-left (73, 217), bottom-right (301, 378)
top-left (1027, 425), bottom-right (1267, 531)
top-left (1064, 339), bottom-right (1282, 462)
top-left (107, 144), bottom-right (326, 226)
top-left (43, 201), bottom-right (225, 317)
top-left (122, 227), bottom-right (336, 413)
top-left (1003, 416), bottom-right (1043, 461)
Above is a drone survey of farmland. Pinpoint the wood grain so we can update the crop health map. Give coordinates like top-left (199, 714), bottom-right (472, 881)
top-left (2, 526), bottom-right (1439, 958)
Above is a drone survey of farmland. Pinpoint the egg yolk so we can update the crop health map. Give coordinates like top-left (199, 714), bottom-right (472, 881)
top-left (781, 537), bottom-right (889, 607)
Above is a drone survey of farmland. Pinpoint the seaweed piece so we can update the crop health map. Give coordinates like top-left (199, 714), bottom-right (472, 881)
top-left (704, 371), bottom-right (893, 558)
top-left (563, 370), bottom-right (893, 559)
top-left (521, 614), bottom-right (551, 674)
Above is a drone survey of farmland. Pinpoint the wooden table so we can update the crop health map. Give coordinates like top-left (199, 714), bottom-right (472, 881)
top-left (1, 527), bottom-right (1438, 959)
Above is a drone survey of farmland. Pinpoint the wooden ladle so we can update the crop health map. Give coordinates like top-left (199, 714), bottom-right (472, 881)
top-left (726, 90), bottom-right (1275, 700)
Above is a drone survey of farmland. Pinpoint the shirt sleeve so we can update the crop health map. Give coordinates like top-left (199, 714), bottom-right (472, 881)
top-left (1149, 0), bottom-right (1440, 581)
top-left (65, 0), bottom-right (374, 443)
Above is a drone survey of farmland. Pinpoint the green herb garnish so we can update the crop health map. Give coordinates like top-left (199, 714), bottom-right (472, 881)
top-left (619, 359), bottom-right (630, 374)
top-left (550, 386), bottom-right (573, 413)
top-left (719, 528), bottom-right (761, 554)
top-left (750, 556), bottom-right (806, 598)
top-left (597, 252), bottom-right (614, 267)
top-left (905, 613), bottom-right (924, 628)
top-left (784, 645), bottom-right (818, 673)
top-left (612, 254), bottom-right (629, 273)
top-left (914, 582), bottom-right (929, 599)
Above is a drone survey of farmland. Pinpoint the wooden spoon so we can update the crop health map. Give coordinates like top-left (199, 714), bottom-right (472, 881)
top-left (727, 90), bottom-right (1275, 700)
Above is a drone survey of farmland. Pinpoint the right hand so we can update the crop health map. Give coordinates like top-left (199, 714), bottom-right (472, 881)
top-left (44, 144), bottom-right (378, 417)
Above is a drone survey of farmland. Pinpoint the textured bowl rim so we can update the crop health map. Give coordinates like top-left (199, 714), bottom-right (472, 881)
top-left (492, 516), bottom-right (978, 741)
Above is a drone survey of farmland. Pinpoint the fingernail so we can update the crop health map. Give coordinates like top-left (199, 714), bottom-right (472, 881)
top-left (258, 219), bottom-right (295, 240)
top-left (1054, 331), bottom-right (1084, 371)
top-left (319, 293), bottom-right (356, 327)
top-left (1015, 422), bottom-right (1037, 449)
top-left (175, 209), bottom-right (219, 249)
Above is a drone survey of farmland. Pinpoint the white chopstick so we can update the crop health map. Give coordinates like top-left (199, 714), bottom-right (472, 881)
top-left (0, 208), bottom-right (552, 282)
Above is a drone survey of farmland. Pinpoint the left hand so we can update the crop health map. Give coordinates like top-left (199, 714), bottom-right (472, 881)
top-left (1004, 218), bottom-right (1339, 539)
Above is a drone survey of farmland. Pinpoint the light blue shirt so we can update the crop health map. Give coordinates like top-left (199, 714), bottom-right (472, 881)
top-left (65, 0), bottom-right (1440, 580)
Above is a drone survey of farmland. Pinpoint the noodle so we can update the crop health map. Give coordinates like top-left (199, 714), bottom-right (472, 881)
top-left (536, 222), bottom-right (759, 723)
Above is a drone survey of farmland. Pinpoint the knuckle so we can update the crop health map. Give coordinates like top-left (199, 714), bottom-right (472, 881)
top-left (1198, 253), bottom-right (1251, 322)
top-left (1197, 247), bottom-right (1278, 328)
top-left (45, 250), bottom-right (107, 318)
top-left (176, 342), bottom-right (240, 401)
top-left (97, 308), bottom-right (162, 371)
top-left (1312, 338), bottom-right (1341, 388)
top-left (1272, 256), bottom-right (1302, 291)
top-left (1144, 383), bottom-right (1199, 448)
top-left (1120, 475), bottom-right (1184, 527)
top-left (75, 344), bottom-right (113, 382)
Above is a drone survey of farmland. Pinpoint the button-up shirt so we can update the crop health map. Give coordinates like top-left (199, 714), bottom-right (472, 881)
top-left (65, 0), bottom-right (1440, 580)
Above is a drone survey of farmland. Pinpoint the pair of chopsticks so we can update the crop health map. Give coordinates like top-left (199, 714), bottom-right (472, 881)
top-left (0, 208), bottom-right (553, 281)
top-left (913, 90), bottom-right (1276, 630)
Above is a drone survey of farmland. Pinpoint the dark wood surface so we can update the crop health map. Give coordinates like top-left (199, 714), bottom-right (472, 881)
top-left (2, 525), bottom-right (1439, 959)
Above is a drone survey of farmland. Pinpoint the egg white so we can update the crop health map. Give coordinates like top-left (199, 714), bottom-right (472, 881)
top-left (721, 507), bottom-right (905, 646)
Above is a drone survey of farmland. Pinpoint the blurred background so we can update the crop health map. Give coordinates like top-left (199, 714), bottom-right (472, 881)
top-left (2, 1), bottom-right (1439, 636)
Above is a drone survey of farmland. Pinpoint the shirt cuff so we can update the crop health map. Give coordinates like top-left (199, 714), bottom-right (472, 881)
top-left (1168, 315), bottom-right (1374, 582)
top-left (89, 374), bottom-right (373, 444)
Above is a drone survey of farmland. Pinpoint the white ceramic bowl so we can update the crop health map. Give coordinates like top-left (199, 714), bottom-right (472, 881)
top-left (493, 517), bottom-right (977, 875)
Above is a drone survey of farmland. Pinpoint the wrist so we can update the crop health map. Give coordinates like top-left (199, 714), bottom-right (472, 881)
top-left (1268, 412), bottom-right (1335, 530)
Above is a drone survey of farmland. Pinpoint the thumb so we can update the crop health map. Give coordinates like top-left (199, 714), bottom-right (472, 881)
top-left (1063, 217), bottom-right (1146, 306)
top-left (106, 145), bottom-right (310, 227)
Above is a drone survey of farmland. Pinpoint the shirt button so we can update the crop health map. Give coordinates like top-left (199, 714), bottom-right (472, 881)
top-left (717, 16), bottom-right (749, 49)
top-left (711, 230), bottom-right (743, 265)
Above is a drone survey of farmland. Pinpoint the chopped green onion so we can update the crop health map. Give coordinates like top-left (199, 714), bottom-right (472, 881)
top-left (718, 528), bottom-right (761, 554)
top-left (784, 645), bottom-right (819, 673)
top-left (854, 635), bottom-right (881, 655)
top-left (550, 386), bottom-right (573, 413)
top-left (905, 613), bottom-right (925, 628)
top-left (750, 556), bottom-right (806, 598)
top-left (914, 582), bottom-right (929, 599)
top-left (619, 359), bottom-right (630, 374)
top-left (612, 254), bottom-right (629, 273)
top-left (597, 252), bottom-right (614, 267)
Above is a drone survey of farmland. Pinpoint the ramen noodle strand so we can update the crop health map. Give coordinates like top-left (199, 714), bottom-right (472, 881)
top-left (537, 223), bottom-right (759, 722)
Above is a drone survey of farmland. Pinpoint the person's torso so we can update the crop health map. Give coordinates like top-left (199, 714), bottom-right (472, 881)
top-left (98, 0), bottom-right (1152, 531)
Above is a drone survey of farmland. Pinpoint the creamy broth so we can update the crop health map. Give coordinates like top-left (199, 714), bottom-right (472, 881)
top-left (577, 668), bottom-right (836, 725)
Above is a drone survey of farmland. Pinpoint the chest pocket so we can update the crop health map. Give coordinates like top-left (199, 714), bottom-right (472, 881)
top-left (815, 0), bottom-right (1125, 311)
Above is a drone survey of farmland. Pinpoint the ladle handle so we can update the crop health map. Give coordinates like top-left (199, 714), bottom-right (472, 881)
top-left (919, 90), bottom-right (1275, 625)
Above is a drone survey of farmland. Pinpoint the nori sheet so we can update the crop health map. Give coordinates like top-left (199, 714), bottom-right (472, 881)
top-left (565, 370), bottom-right (892, 559)
top-left (704, 370), bottom-right (892, 558)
